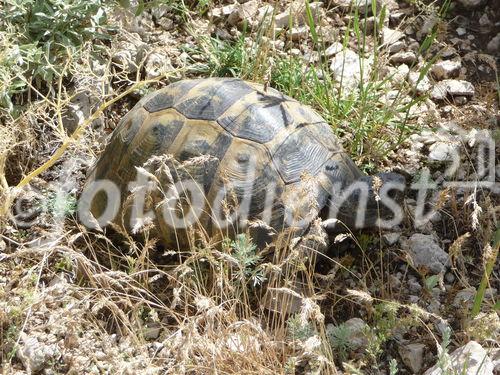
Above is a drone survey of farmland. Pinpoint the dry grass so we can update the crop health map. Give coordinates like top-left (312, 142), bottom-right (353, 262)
top-left (0, 1), bottom-right (499, 374)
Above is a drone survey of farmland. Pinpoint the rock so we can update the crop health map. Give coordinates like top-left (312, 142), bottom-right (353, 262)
top-left (382, 27), bottom-right (405, 46)
top-left (428, 142), bottom-right (460, 162)
top-left (288, 26), bottom-right (309, 41)
top-left (380, 0), bottom-right (399, 11)
top-left (325, 42), bottom-right (345, 57)
top-left (227, 0), bottom-right (259, 27)
top-left (343, 318), bottom-right (370, 351)
top-left (405, 234), bottom-right (450, 274)
top-left (408, 295), bottom-right (420, 303)
top-left (389, 51), bottom-right (417, 65)
top-left (332, 0), bottom-right (381, 15)
top-left (62, 91), bottom-right (97, 134)
top-left (457, 0), bottom-right (485, 8)
top-left (478, 14), bottom-right (491, 27)
top-left (389, 11), bottom-right (406, 25)
top-left (143, 323), bottom-right (161, 340)
top-left (17, 334), bottom-right (60, 373)
top-left (144, 51), bottom-right (174, 79)
top-left (210, 4), bottom-right (236, 20)
top-left (424, 341), bottom-right (494, 375)
top-left (112, 35), bottom-right (149, 72)
top-left (256, 5), bottom-right (275, 24)
top-left (157, 17), bottom-right (174, 31)
top-left (383, 232), bottom-right (401, 245)
top-left (445, 272), bottom-right (455, 283)
top-left (456, 27), bottom-right (466, 36)
top-left (431, 79), bottom-right (474, 100)
top-left (274, 1), bottom-right (322, 28)
top-left (388, 40), bottom-right (405, 54)
top-left (453, 96), bottom-right (468, 105)
top-left (408, 71), bottom-right (431, 94)
top-left (453, 288), bottom-right (497, 308)
top-left (492, 348), bottom-right (500, 372)
top-left (408, 279), bottom-right (422, 294)
top-left (431, 60), bottom-right (461, 80)
top-left (417, 15), bottom-right (438, 40)
top-left (330, 49), bottom-right (372, 91)
top-left (399, 343), bottom-right (426, 373)
top-left (389, 274), bottom-right (402, 289)
top-left (441, 46), bottom-right (457, 58)
top-left (487, 33), bottom-right (500, 55)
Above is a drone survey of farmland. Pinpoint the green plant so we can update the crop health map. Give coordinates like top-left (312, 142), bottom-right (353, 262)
top-left (287, 314), bottom-right (316, 341)
top-left (230, 234), bottom-right (264, 287)
top-left (389, 359), bottom-right (398, 374)
top-left (0, 0), bottom-right (116, 112)
top-left (326, 323), bottom-right (354, 361)
top-left (436, 326), bottom-right (452, 373)
top-left (425, 275), bottom-right (440, 291)
top-left (471, 228), bottom-right (499, 317)
top-left (44, 191), bottom-right (78, 217)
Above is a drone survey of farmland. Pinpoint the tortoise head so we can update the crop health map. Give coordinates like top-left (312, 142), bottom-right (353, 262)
top-left (323, 172), bottom-right (406, 231)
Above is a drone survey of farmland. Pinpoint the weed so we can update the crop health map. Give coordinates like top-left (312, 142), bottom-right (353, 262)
top-left (389, 359), bottom-right (399, 374)
top-left (229, 233), bottom-right (264, 287)
top-left (0, 0), bottom-right (117, 112)
top-left (287, 314), bottom-right (316, 341)
top-left (436, 326), bottom-right (452, 373)
top-left (326, 323), bottom-right (354, 361)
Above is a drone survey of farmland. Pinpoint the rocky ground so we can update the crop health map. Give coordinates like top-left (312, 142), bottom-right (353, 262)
top-left (0, 0), bottom-right (499, 374)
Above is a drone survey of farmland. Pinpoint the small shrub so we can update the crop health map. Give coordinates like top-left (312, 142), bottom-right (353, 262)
top-left (0, 0), bottom-right (116, 112)
top-left (326, 323), bottom-right (354, 361)
top-left (287, 314), bottom-right (316, 341)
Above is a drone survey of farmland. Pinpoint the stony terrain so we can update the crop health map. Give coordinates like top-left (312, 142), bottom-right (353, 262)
top-left (0, 0), bottom-right (498, 374)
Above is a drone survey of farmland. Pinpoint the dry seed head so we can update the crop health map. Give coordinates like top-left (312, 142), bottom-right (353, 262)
top-left (300, 298), bottom-right (324, 325)
top-left (372, 175), bottom-right (382, 202)
top-left (346, 288), bottom-right (374, 303)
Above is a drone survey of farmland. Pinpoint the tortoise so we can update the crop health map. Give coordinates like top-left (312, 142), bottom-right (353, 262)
top-left (81, 77), bottom-right (405, 251)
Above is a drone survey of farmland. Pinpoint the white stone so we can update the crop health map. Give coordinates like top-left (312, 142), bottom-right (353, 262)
top-left (424, 341), bottom-right (494, 375)
top-left (388, 40), bottom-right (406, 54)
top-left (288, 26), bottom-right (309, 41)
top-left (453, 287), bottom-right (476, 307)
top-left (274, 1), bottom-right (323, 28)
top-left (227, 0), bottom-right (259, 26)
top-left (390, 51), bottom-right (417, 65)
top-left (431, 79), bottom-right (474, 100)
top-left (399, 343), bottom-right (426, 373)
top-left (417, 15), bottom-right (438, 40)
top-left (144, 52), bottom-right (174, 79)
top-left (383, 232), bottom-right (401, 245)
top-left (112, 35), bottom-right (149, 72)
top-left (343, 318), bottom-right (370, 350)
top-left (332, 0), bottom-right (381, 14)
top-left (382, 27), bottom-right (405, 46)
top-left (428, 141), bottom-right (460, 162)
top-left (431, 60), bottom-right (461, 80)
top-left (17, 334), bottom-right (60, 373)
top-left (330, 49), bottom-right (372, 91)
top-left (325, 42), bottom-right (344, 57)
top-left (405, 234), bottom-right (449, 274)
top-left (408, 71), bottom-right (431, 94)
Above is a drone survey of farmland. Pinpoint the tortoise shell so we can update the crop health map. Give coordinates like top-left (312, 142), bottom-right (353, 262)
top-left (85, 78), bottom-right (363, 247)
